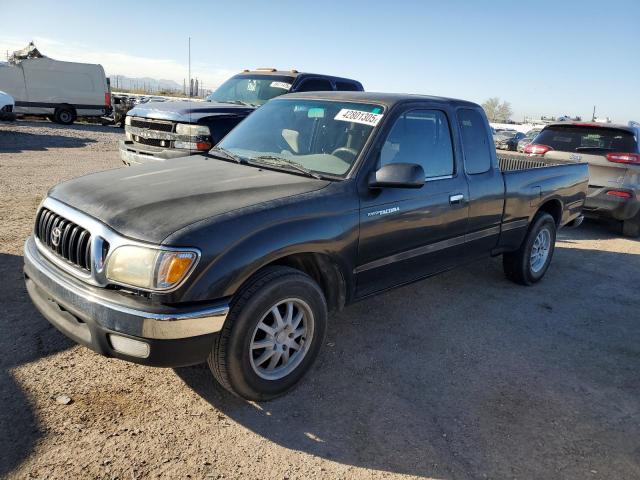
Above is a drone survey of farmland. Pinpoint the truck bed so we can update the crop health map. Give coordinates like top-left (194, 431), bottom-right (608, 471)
top-left (497, 154), bottom-right (589, 251)
top-left (498, 154), bottom-right (560, 171)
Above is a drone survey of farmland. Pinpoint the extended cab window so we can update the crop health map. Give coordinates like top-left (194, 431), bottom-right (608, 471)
top-left (296, 78), bottom-right (333, 92)
top-left (380, 110), bottom-right (454, 178)
top-left (457, 109), bottom-right (492, 174)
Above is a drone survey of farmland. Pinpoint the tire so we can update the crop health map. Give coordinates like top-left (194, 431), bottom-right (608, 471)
top-left (208, 266), bottom-right (328, 401)
top-left (622, 214), bottom-right (640, 237)
top-left (53, 107), bottom-right (76, 125)
top-left (503, 212), bottom-right (557, 285)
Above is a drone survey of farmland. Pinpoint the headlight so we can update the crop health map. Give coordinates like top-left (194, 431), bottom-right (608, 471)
top-left (124, 115), bottom-right (132, 126)
top-left (106, 245), bottom-right (198, 290)
top-left (176, 123), bottom-right (210, 136)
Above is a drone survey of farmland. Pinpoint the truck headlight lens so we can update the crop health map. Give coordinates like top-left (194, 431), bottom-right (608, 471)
top-left (125, 115), bottom-right (132, 126)
top-left (175, 123), bottom-right (210, 136)
top-left (106, 245), bottom-right (198, 290)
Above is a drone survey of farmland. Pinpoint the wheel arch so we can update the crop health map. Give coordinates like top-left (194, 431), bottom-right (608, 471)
top-left (536, 198), bottom-right (563, 226)
top-left (238, 252), bottom-right (349, 313)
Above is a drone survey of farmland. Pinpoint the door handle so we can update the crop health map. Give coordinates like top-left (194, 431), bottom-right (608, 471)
top-left (449, 194), bottom-right (464, 205)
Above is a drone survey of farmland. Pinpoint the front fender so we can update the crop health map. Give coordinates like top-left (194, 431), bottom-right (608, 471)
top-left (179, 209), bottom-right (359, 303)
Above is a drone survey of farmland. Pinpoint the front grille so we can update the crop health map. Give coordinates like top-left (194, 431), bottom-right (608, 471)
top-left (130, 118), bottom-right (174, 132)
top-left (35, 208), bottom-right (92, 271)
top-left (132, 136), bottom-right (171, 148)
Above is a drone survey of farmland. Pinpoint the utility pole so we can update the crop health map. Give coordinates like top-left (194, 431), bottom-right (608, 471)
top-left (188, 37), bottom-right (191, 100)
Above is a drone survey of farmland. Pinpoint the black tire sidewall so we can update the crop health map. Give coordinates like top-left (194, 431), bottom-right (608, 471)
top-left (522, 214), bottom-right (556, 283)
top-left (224, 274), bottom-right (327, 400)
top-left (55, 108), bottom-right (76, 125)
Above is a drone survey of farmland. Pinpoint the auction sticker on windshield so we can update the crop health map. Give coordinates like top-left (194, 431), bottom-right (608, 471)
top-left (334, 109), bottom-right (383, 127)
top-left (270, 81), bottom-right (292, 90)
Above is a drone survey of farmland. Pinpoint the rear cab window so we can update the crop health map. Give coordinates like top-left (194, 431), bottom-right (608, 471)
top-left (295, 78), bottom-right (333, 92)
top-left (457, 109), bottom-right (493, 174)
top-left (335, 81), bottom-right (361, 92)
top-left (534, 125), bottom-right (638, 153)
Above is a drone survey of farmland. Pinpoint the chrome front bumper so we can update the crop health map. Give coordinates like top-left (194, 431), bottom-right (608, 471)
top-left (24, 236), bottom-right (229, 366)
top-left (119, 140), bottom-right (193, 166)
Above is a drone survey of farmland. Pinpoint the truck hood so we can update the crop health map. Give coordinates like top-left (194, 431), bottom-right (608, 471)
top-left (48, 155), bottom-right (329, 244)
top-left (127, 100), bottom-right (254, 123)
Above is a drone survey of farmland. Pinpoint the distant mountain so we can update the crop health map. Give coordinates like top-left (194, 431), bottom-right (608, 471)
top-left (108, 75), bottom-right (183, 92)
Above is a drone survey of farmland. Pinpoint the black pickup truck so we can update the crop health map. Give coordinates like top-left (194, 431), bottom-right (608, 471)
top-left (24, 92), bottom-right (588, 400)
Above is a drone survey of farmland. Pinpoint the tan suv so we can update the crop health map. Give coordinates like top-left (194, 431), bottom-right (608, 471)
top-left (525, 122), bottom-right (640, 236)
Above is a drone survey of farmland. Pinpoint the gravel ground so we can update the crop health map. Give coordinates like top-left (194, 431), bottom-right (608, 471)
top-left (1, 120), bottom-right (639, 479)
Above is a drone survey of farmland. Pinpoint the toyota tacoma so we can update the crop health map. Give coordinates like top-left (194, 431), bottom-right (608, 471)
top-left (25, 92), bottom-right (588, 400)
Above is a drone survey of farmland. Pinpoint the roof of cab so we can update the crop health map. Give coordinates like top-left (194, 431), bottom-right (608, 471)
top-left (278, 91), bottom-right (481, 109)
top-left (238, 69), bottom-right (301, 77)
top-left (236, 69), bottom-right (361, 84)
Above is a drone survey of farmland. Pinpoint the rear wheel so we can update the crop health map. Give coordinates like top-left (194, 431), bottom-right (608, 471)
top-left (503, 212), bottom-right (557, 285)
top-left (208, 266), bottom-right (327, 401)
top-left (53, 107), bottom-right (76, 125)
top-left (622, 214), bottom-right (640, 237)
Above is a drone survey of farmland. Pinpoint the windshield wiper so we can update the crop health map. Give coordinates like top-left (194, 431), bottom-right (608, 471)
top-left (250, 155), bottom-right (323, 179)
top-left (208, 146), bottom-right (246, 164)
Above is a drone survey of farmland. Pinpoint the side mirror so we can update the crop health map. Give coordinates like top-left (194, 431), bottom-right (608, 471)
top-left (368, 163), bottom-right (425, 189)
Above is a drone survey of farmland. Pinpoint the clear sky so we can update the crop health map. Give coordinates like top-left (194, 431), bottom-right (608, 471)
top-left (2, 0), bottom-right (639, 123)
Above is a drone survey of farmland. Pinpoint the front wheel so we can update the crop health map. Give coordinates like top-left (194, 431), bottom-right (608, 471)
top-left (208, 266), bottom-right (327, 401)
top-left (503, 212), bottom-right (557, 285)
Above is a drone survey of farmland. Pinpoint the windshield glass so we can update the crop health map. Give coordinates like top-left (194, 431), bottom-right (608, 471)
top-left (535, 126), bottom-right (637, 152)
top-left (217, 99), bottom-right (385, 176)
top-left (496, 131), bottom-right (516, 139)
top-left (526, 130), bottom-right (541, 139)
top-left (206, 74), bottom-right (295, 106)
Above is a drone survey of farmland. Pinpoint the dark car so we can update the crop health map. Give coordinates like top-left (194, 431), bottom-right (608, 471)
top-left (495, 130), bottom-right (526, 151)
top-left (25, 92), bottom-right (588, 400)
top-left (119, 68), bottom-right (364, 165)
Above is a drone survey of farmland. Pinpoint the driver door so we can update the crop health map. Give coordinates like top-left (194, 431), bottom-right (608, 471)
top-left (356, 107), bottom-right (469, 297)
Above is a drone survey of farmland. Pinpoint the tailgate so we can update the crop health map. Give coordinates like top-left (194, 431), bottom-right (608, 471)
top-left (544, 151), bottom-right (638, 189)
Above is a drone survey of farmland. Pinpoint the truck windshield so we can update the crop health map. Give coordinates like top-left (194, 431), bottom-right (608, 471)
top-left (217, 99), bottom-right (384, 176)
top-left (206, 74), bottom-right (296, 107)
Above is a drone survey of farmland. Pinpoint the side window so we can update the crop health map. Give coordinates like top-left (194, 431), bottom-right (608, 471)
top-left (295, 78), bottom-right (333, 92)
top-left (380, 109), bottom-right (454, 178)
top-left (335, 81), bottom-right (361, 92)
top-left (457, 109), bottom-right (492, 174)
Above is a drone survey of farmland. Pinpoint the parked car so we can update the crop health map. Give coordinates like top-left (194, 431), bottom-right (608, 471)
top-left (0, 44), bottom-right (111, 125)
top-left (495, 131), bottom-right (526, 151)
top-left (525, 122), bottom-right (640, 236)
top-left (119, 68), bottom-right (364, 166)
top-left (24, 92), bottom-right (588, 400)
top-left (517, 129), bottom-right (542, 152)
top-left (0, 90), bottom-right (16, 121)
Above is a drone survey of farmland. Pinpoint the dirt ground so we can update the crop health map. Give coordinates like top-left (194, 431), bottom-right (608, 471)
top-left (1, 120), bottom-right (639, 480)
